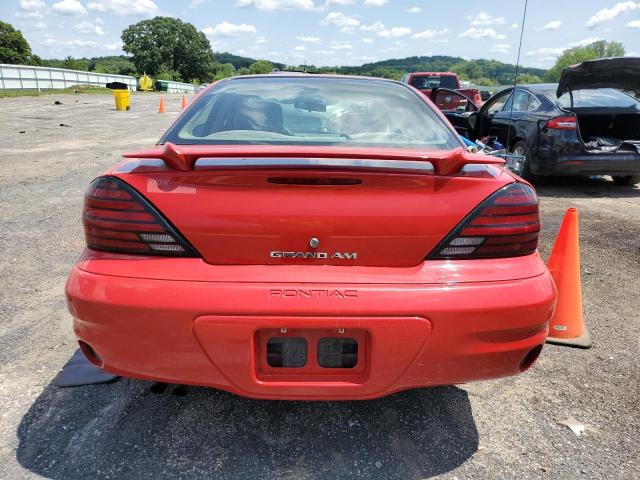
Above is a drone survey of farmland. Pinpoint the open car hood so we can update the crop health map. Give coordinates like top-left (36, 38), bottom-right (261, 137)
top-left (556, 57), bottom-right (640, 97)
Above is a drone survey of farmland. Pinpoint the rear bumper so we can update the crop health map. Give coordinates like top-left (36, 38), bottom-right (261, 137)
top-left (66, 252), bottom-right (556, 400)
top-left (535, 150), bottom-right (640, 176)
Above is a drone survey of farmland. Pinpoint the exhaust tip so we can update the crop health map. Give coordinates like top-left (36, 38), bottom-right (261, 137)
top-left (78, 340), bottom-right (103, 368)
top-left (519, 344), bottom-right (543, 372)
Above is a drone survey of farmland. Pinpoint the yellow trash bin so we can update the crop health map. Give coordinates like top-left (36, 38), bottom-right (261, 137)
top-left (113, 89), bottom-right (131, 111)
top-left (138, 74), bottom-right (153, 91)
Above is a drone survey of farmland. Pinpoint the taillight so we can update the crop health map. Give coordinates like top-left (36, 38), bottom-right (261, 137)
top-left (546, 116), bottom-right (577, 130)
top-left (428, 183), bottom-right (540, 259)
top-left (83, 177), bottom-right (198, 256)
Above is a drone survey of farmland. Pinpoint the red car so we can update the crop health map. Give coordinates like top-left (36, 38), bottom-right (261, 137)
top-left (400, 72), bottom-right (483, 108)
top-left (66, 75), bottom-right (556, 400)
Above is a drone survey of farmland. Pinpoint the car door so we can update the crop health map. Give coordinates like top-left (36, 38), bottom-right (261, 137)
top-left (489, 89), bottom-right (535, 146)
top-left (475, 89), bottom-right (511, 139)
top-left (430, 88), bottom-right (478, 138)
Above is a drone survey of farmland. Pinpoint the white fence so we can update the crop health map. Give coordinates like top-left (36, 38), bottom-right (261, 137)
top-left (161, 79), bottom-right (199, 94)
top-left (0, 64), bottom-right (198, 93)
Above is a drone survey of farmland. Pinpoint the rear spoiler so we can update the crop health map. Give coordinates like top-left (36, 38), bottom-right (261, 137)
top-left (123, 143), bottom-right (504, 176)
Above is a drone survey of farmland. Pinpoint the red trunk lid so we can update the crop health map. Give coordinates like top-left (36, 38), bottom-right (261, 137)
top-left (114, 155), bottom-right (512, 267)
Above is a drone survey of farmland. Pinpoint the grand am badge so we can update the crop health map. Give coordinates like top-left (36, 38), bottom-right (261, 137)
top-left (270, 251), bottom-right (358, 260)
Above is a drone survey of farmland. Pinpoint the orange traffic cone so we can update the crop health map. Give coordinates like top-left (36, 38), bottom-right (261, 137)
top-left (546, 207), bottom-right (592, 348)
top-left (158, 96), bottom-right (166, 113)
top-left (181, 94), bottom-right (187, 110)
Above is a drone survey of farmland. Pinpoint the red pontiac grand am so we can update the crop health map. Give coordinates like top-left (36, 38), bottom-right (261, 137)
top-left (65, 75), bottom-right (557, 400)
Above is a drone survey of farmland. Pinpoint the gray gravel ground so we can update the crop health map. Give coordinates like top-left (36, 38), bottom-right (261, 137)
top-left (0, 93), bottom-right (639, 480)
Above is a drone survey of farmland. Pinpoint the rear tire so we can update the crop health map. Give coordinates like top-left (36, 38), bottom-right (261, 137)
top-left (511, 140), bottom-right (547, 184)
top-left (612, 175), bottom-right (640, 186)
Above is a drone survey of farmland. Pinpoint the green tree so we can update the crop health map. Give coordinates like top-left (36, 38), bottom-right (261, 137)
top-left (591, 40), bottom-right (625, 58)
top-left (516, 73), bottom-right (542, 84)
top-left (0, 20), bottom-right (40, 65)
top-left (214, 63), bottom-right (236, 80)
top-left (121, 16), bottom-right (218, 83)
top-left (62, 56), bottom-right (88, 71)
top-left (473, 77), bottom-right (495, 86)
top-left (544, 40), bottom-right (625, 82)
top-left (90, 56), bottom-right (137, 76)
top-left (247, 60), bottom-right (273, 74)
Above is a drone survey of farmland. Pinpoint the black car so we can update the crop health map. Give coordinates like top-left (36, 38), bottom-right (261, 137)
top-left (431, 57), bottom-right (640, 184)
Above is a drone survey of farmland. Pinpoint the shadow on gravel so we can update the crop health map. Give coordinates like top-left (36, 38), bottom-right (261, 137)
top-left (535, 175), bottom-right (640, 199)
top-left (16, 378), bottom-right (478, 479)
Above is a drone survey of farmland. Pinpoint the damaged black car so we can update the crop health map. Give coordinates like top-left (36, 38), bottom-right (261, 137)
top-left (432, 57), bottom-right (640, 184)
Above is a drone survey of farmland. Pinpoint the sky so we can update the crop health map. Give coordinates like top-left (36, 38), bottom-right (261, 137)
top-left (3, 0), bottom-right (640, 69)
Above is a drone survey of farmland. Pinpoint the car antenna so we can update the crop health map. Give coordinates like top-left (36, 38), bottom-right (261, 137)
top-left (506, 0), bottom-right (529, 154)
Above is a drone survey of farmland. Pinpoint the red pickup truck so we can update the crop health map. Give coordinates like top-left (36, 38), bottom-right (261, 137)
top-left (400, 72), bottom-right (482, 109)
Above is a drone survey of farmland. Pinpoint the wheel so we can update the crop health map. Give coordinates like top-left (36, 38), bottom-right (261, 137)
top-left (509, 140), bottom-right (549, 184)
top-left (508, 141), bottom-right (527, 176)
top-left (612, 175), bottom-right (640, 186)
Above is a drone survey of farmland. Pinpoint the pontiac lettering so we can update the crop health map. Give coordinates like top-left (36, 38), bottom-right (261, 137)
top-left (270, 289), bottom-right (359, 298)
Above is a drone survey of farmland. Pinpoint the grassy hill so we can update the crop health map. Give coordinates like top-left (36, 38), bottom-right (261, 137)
top-left (216, 53), bottom-right (546, 86)
top-left (301, 55), bottom-right (547, 85)
top-left (35, 53), bottom-right (547, 86)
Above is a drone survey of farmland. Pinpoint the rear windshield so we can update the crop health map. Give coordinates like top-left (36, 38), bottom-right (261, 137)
top-left (410, 75), bottom-right (457, 90)
top-left (557, 88), bottom-right (640, 109)
top-left (161, 77), bottom-right (460, 150)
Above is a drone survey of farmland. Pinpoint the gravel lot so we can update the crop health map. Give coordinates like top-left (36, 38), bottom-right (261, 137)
top-left (0, 93), bottom-right (639, 480)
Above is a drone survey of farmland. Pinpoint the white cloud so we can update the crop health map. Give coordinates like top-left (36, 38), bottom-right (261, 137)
top-left (586, 2), bottom-right (640, 28)
top-left (16, 0), bottom-right (45, 18)
top-left (105, 41), bottom-right (123, 51)
top-left (627, 19), bottom-right (640, 27)
top-left (34, 21), bottom-right (47, 29)
top-left (525, 47), bottom-right (565, 62)
top-left (542, 20), bottom-right (562, 31)
top-left (362, 37), bottom-right (373, 44)
top-left (44, 37), bottom-right (98, 48)
top-left (325, 0), bottom-right (353, 4)
top-left (75, 20), bottom-right (106, 35)
top-left (568, 37), bottom-right (601, 47)
top-left (321, 12), bottom-right (360, 31)
top-left (525, 36), bottom-right (608, 65)
top-left (329, 40), bottom-right (352, 50)
top-left (296, 35), bottom-right (320, 43)
top-left (509, 22), bottom-right (519, 31)
top-left (87, 0), bottom-right (158, 16)
top-left (364, 0), bottom-right (387, 5)
top-left (459, 27), bottom-right (506, 40)
top-left (359, 21), bottom-right (385, 32)
top-left (256, 36), bottom-right (267, 44)
top-left (377, 26), bottom-right (411, 38)
top-left (190, 0), bottom-right (205, 6)
top-left (404, 6), bottom-right (421, 13)
top-left (52, 0), bottom-right (87, 16)
top-left (490, 43), bottom-right (511, 53)
top-left (202, 22), bottom-right (257, 36)
top-left (294, 45), bottom-right (307, 51)
top-left (412, 28), bottom-right (449, 39)
top-left (359, 21), bottom-right (411, 38)
top-left (20, 0), bottom-right (45, 9)
top-left (235, 0), bottom-right (316, 10)
top-left (467, 12), bottom-right (505, 26)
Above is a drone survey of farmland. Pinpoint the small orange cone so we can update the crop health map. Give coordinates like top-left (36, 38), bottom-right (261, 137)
top-left (181, 94), bottom-right (187, 110)
top-left (158, 96), bottom-right (166, 113)
top-left (546, 207), bottom-right (592, 348)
